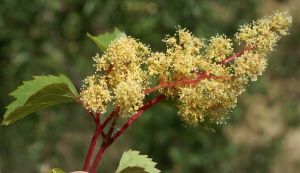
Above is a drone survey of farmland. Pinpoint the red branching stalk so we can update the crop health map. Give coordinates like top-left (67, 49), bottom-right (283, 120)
top-left (82, 107), bottom-right (120, 171)
top-left (112, 94), bottom-right (166, 140)
top-left (105, 65), bottom-right (114, 81)
top-left (85, 38), bottom-right (259, 172)
top-left (144, 72), bottom-right (232, 94)
top-left (100, 107), bottom-right (120, 130)
top-left (218, 25), bottom-right (277, 66)
top-left (88, 94), bottom-right (166, 173)
top-left (105, 114), bottom-right (120, 141)
top-left (219, 43), bottom-right (257, 65)
top-left (84, 39), bottom-right (258, 172)
top-left (88, 110), bottom-right (97, 123)
top-left (144, 41), bottom-right (259, 95)
top-left (82, 118), bottom-right (101, 171)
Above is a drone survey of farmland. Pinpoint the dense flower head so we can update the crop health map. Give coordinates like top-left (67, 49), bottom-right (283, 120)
top-left (206, 34), bottom-right (233, 62)
top-left (235, 11), bottom-right (292, 55)
top-left (80, 11), bottom-right (292, 125)
top-left (80, 75), bottom-right (111, 113)
top-left (114, 79), bottom-right (145, 117)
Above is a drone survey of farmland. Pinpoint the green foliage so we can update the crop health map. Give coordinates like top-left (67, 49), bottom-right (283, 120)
top-left (48, 168), bottom-right (65, 173)
top-left (87, 28), bottom-right (126, 52)
top-left (116, 150), bottom-right (160, 173)
top-left (119, 166), bottom-right (147, 173)
top-left (2, 75), bottom-right (78, 126)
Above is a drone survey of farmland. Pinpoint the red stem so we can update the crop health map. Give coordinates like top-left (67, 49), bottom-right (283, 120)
top-left (83, 111), bottom-right (101, 171)
top-left (84, 37), bottom-right (260, 172)
top-left (219, 43), bottom-right (257, 65)
top-left (88, 110), bottom-right (97, 122)
top-left (144, 72), bottom-right (232, 94)
top-left (144, 42), bottom-right (258, 94)
top-left (105, 65), bottom-right (114, 81)
top-left (100, 107), bottom-right (120, 130)
top-left (82, 107), bottom-right (120, 171)
top-left (89, 142), bottom-right (111, 173)
top-left (105, 114), bottom-right (120, 140)
top-left (82, 124), bottom-right (101, 171)
top-left (113, 94), bottom-right (166, 140)
top-left (89, 94), bottom-right (166, 173)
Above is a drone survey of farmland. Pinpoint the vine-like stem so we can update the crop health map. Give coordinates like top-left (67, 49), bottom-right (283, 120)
top-left (89, 94), bottom-right (166, 173)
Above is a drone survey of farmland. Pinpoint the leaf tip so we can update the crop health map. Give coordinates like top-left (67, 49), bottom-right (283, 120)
top-left (1, 120), bottom-right (10, 126)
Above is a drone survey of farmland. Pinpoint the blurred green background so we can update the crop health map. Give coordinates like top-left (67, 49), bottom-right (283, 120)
top-left (1, 0), bottom-right (300, 173)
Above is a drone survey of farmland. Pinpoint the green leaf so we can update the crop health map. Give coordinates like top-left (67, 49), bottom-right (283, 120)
top-left (48, 168), bottom-right (65, 173)
top-left (116, 150), bottom-right (160, 173)
top-left (87, 28), bottom-right (126, 52)
top-left (119, 166), bottom-right (147, 173)
top-left (2, 75), bottom-right (79, 126)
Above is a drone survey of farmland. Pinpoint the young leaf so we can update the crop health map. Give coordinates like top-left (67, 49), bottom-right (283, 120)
top-left (2, 75), bottom-right (79, 126)
top-left (116, 150), bottom-right (160, 173)
top-left (119, 166), bottom-right (148, 173)
top-left (87, 28), bottom-right (126, 52)
top-left (48, 168), bottom-right (65, 173)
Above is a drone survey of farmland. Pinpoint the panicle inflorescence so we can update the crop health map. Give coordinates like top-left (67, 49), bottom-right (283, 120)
top-left (80, 11), bottom-right (292, 126)
top-left (80, 75), bottom-right (111, 113)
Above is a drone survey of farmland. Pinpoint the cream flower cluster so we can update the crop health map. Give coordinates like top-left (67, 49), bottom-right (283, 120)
top-left (80, 11), bottom-right (292, 125)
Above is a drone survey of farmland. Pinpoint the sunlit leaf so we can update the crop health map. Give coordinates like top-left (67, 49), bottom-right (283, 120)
top-left (119, 166), bottom-right (147, 173)
top-left (116, 150), bottom-right (160, 173)
top-left (87, 28), bottom-right (126, 52)
top-left (2, 75), bottom-right (79, 126)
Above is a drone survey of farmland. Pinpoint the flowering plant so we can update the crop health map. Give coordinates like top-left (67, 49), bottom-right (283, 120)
top-left (2, 11), bottom-right (292, 173)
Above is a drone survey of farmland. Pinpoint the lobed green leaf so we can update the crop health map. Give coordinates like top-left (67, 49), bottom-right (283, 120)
top-left (87, 28), bottom-right (126, 52)
top-left (116, 150), bottom-right (160, 173)
top-left (119, 166), bottom-right (148, 173)
top-left (2, 75), bottom-right (79, 126)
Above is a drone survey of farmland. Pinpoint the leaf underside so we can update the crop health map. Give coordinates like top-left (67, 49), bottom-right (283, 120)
top-left (87, 27), bottom-right (126, 52)
top-left (2, 75), bottom-right (79, 126)
top-left (116, 150), bottom-right (160, 173)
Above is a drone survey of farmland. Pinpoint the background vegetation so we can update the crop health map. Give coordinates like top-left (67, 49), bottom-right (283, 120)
top-left (1, 0), bottom-right (299, 172)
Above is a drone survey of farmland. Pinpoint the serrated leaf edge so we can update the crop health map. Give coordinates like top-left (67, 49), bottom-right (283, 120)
top-left (116, 150), bottom-right (160, 173)
top-left (2, 75), bottom-right (79, 126)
